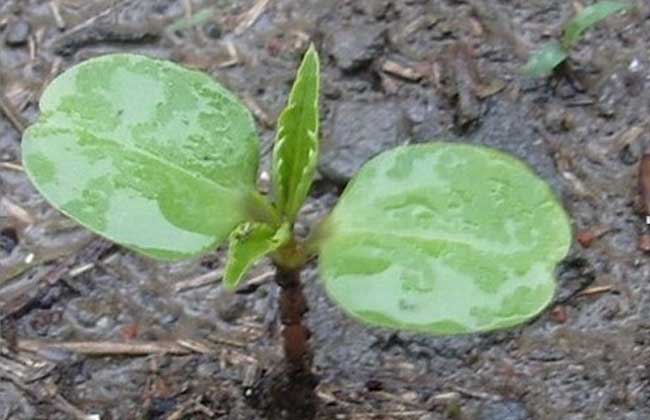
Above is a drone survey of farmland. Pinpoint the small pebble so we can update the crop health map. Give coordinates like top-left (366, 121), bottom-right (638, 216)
top-left (120, 324), bottom-right (139, 340)
top-left (203, 22), bottom-right (222, 39)
top-left (328, 26), bottom-right (385, 73)
top-left (0, 227), bottom-right (18, 255)
top-left (401, 391), bottom-right (418, 402)
top-left (576, 230), bottom-right (597, 248)
top-left (5, 19), bottom-right (31, 47)
top-left (365, 379), bottom-right (383, 392)
top-left (550, 305), bottom-right (568, 324)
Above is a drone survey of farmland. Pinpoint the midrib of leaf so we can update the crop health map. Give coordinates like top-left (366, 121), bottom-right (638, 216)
top-left (40, 123), bottom-right (251, 199)
top-left (285, 72), bottom-right (317, 207)
top-left (274, 46), bottom-right (319, 219)
top-left (330, 227), bottom-right (549, 257)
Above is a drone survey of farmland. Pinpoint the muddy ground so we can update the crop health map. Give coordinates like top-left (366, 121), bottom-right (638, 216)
top-left (1, 0), bottom-right (650, 419)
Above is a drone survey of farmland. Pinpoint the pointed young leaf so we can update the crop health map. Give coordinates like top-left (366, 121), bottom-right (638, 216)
top-left (22, 54), bottom-right (260, 261)
top-left (224, 222), bottom-right (291, 290)
top-left (272, 45), bottom-right (320, 223)
top-left (318, 143), bottom-right (572, 335)
top-left (562, 1), bottom-right (631, 48)
top-left (523, 42), bottom-right (568, 77)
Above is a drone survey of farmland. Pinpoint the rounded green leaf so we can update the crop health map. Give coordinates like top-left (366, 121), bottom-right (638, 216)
top-left (318, 143), bottom-right (572, 335)
top-left (22, 54), bottom-right (260, 260)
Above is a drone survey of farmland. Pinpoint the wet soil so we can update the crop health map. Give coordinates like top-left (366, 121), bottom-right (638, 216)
top-left (1, 0), bottom-right (650, 419)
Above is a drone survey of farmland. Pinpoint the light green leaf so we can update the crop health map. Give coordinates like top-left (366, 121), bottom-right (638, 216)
top-left (562, 1), bottom-right (631, 48)
top-left (272, 45), bottom-right (320, 223)
top-left (523, 42), bottom-right (568, 77)
top-left (22, 54), bottom-right (261, 261)
top-left (224, 222), bottom-right (291, 290)
top-left (318, 143), bottom-right (572, 335)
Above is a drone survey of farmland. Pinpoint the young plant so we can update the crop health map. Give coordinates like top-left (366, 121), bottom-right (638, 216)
top-left (523, 1), bottom-right (632, 77)
top-left (22, 47), bottom-right (571, 415)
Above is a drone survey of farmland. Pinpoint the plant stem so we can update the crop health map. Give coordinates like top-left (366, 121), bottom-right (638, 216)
top-left (248, 262), bottom-right (317, 420)
top-left (251, 241), bottom-right (317, 419)
top-left (275, 265), bottom-right (311, 371)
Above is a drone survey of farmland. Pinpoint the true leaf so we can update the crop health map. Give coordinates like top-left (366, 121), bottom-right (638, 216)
top-left (272, 45), bottom-right (320, 223)
top-left (562, 1), bottom-right (631, 48)
top-left (317, 143), bottom-right (572, 335)
top-left (224, 222), bottom-right (291, 290)
top-left (523, 42), bottom-right (568, 77)
top-left (22, 54), bottom-right (261, 261)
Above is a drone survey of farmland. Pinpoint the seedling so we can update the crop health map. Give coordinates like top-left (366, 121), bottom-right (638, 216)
top-left (523, 1), bottom-right (632, 77)
top-left (22, 47), bottom-right (571, 416)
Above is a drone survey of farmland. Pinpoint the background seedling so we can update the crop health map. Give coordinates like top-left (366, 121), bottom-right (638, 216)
top-left (22, 47), bottom-right (572, 418)
top-left (523, 1), bottom-right (632, 77)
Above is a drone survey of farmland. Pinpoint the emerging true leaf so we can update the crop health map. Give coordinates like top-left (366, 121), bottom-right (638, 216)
top-left (22, 54), bottom-right (260, 261)
top-left (272, 45), bottom-right (320, 223)
top-left (224, 222), bottom-right (291, 290)
top-left (317, 143), bottom-right (572, 335)
top-left (562, 1), bottom-right (631, 48)
top-left (523, 42), bottom-right (568, 77)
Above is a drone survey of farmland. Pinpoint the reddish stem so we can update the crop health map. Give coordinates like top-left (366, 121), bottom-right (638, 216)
top-left (275, 266), bottom-right (311, 370)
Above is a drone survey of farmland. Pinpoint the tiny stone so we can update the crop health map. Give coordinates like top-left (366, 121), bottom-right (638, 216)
top-left (401, 391), bottom-right (419, 402)
top-left (216, 294), bottom-right (247, 322)
top-left (160, 313), bottom-right (178, 325)
top-left (0, 227), bottom-right (18, 255)
top-left (543, 106), bottom-right (570, 133)
top-left (576, 230), bottom-right (597, 248)
top-left (319, 101), bottom-right (411, 184)
top-left (550, 305), bottom-right (567, 324)
top-left (619, 143), bottom-right (640, 166)
top-left (365, 379), bottom-right (383, 392)
top-left (203, 22), bottom-right (222, 39)
top-left (5, 19), bottom-right (31, 47)
top-left (600, 297), bottom-right (620, 320)
top-left (328, 26), bottom-right (385, 73)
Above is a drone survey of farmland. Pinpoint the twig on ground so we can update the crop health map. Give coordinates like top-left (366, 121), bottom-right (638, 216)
top-left (576, 285), bottom-right (614, 297)
top-left (0, 341), bottom-right (91, 419)
top-left (0, 162), bottom-right (24, 171)
top-left (216, 41), bottom-right (240, 68)
top-left (0, 91), bottom-right (26, 134)
top-left (68, 263), bottom-right (95, 278)
top-left (166, 396), bottom-right (220, 420)
top-left (0, 197), bottom-right (35, 226)
top-left (173, 269), bottom-right (223, 293)
top-left (453, 386), bottom-right (501, 400)
top-left (235, 0), bottom-right (270, 35)
top-left (381, 60), bottom-right (422, 82)
top-left (17, 339), bottom-right (213, 355)
top-left (49, 1), bottom-right (67, 30)
top-left (236, 270), bottom-right (274, 293)
top-left (241, 92), bottom-right (274, 128)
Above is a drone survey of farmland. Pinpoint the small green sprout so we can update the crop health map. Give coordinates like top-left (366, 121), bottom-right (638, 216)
top-left (523, 1), bottom-right (632, 77)
top-left (22, 46), bottom-right (571, 413)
